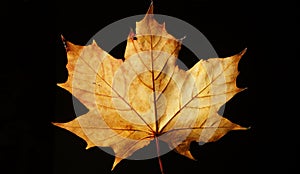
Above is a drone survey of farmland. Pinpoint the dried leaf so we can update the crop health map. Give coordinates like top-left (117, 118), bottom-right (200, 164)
top-left (53, 3), bottom-right (248, 172)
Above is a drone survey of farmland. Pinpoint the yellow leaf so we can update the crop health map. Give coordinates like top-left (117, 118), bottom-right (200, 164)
top-left (53, 3), bottom-right (248, 172)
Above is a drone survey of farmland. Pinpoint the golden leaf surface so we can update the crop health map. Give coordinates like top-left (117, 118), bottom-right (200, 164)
top-left (53, 3), bottom-right (248, 171)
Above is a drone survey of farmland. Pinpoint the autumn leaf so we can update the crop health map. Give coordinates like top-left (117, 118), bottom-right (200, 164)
top-left (53, 3), bottom-right (248, 173)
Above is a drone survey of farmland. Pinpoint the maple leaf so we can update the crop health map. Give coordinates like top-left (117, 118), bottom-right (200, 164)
top-left (53, 3), bottom-right (248, 173)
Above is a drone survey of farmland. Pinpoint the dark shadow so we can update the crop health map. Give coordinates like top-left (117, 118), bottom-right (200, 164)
top-left (52, 123), bottom-right (115, 174)
top-left (109, 40), bottom-right (127, 60)
top-left (54, 87), bottom-right (89, 122)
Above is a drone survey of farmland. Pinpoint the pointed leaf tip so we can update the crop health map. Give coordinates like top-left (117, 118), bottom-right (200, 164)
top-left (128, 28), bottom-right (135, 38)
top-left (240, 48), bottom-right (247, 56)
top-left (111, 157), bottom-right (122, 171)
top-left (233, 124), bottom-right (249, 131)
top-left (92, 39), bottom-right (97, 45)
top-left (184, 150), bottom-right (196, 160)
top-left (52, 122), bottom-right (61, 127)
top-left (60, 35), bottom-right (67, 49)
top-left (85, 142), bottom-right (95, 149)
top-left (60, 34), bottom-right (65, 42)
top-left (147, 1), bottom-right (154, 15)
top-left (179, 35), bottom-right (187, 42)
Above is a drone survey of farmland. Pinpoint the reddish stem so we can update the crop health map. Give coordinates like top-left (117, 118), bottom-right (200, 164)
top-left (155, 136), bottom-right (165, 174)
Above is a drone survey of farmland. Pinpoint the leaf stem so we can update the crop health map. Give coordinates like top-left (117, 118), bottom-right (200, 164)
top-left (155, 136), bottom-right (165, 174)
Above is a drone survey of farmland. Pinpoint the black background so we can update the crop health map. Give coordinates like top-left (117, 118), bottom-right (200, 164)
top-left (1, 0), bottom-right (297, 174)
